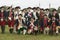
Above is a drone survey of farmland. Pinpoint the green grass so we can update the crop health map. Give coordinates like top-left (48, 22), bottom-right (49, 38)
top-left (0, 25), bottom-right (60, 40)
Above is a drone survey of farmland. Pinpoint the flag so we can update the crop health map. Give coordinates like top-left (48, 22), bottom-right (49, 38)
top-left (49, 3), bottom-right (51, 8)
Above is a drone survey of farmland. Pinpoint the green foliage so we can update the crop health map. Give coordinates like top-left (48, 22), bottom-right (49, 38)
top-left (58, 7), bottom-right (60, 13)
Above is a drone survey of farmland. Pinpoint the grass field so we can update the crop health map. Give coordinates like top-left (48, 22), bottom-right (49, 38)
top-left (0, 25), bottom-right (60, 40)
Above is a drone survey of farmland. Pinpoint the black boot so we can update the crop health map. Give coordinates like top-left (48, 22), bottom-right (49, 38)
top-left (1, 26), bottom-right (5, 34)
top-left (34, 30), bottom-right (38, 35)
top-left (9, 29), bottom-right (13, 34)
top-left (17, 29), bottom-right (20, 34)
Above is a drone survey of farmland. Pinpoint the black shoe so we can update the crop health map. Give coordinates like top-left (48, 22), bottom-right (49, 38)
top-left (56, 33), bottom-right (58, 36)
top-left (9, 29), bottom-right (13, 34)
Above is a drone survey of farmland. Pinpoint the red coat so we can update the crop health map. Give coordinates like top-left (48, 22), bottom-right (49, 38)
top-left (0, 20), bottom-right (6, 26)
top-left (0, 12), bottom-right (4, 18)
top-left (8, 19), bottom-right (15, 27)
top-left (40, 12), bottom-right (44, 19)
top-left (0, 12), bottom-right (1, 18)
top-left (9, 11), bottom-right (13, 18)
top-left (52, 21), bottom-right (56, 31)
top-left (43, 18), bottom-right (48, 27)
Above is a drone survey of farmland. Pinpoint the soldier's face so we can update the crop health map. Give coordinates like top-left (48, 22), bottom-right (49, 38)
top-left (1, 8), bottom-right (4, 12)
top-left (1, 18), bottom-right (3, 21)
top-left (37, 8), bottom-right (40, 11)
top-left (27, 9), bottom-right (31, 12)
top-left (18, 16), bottom-right (22, 19)
top-left (1, 10), bottom-right (4, 12)
top-left (45, 10), bottom-right (49, 14)
top-left (46, 10), bottom-right (49, 13)
top-left (44, 16), bottom-right (47, 19)
top-left (31, 18), bottom-right (34, 22)
top-left (53, 11), bottom-right (57, 14)
top-left (33, 9), bottom-right (36, 12)
top-left (18, 8), bottom-right (21, 11)
top-left (40, 10), bottom-right (44, 12)
top-left (52, 17), bottom-right (55, 20)
top-left (23, 10), bottom-right (25, 12)
top-left (9, 8), bottom-right (12, 11)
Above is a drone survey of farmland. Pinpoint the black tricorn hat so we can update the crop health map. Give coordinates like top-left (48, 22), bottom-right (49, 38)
top-left (15, 6), bottom-right (20, 9)
top-left (32, 7), bottom-right (37, 10)
top-left (0, 6), bottom-right (4, 9)
top-left (18, 14), bottom-right (22, 17)
top-left (27, 7), bottom-right (32, 9)
top-left (45, 8), bottom-right (49, 11)
top-left (40, 8), bottom-right (44, 10)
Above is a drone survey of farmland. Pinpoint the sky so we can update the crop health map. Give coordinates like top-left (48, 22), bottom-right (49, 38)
top-left (0, 0), bottom-right (60, 9)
